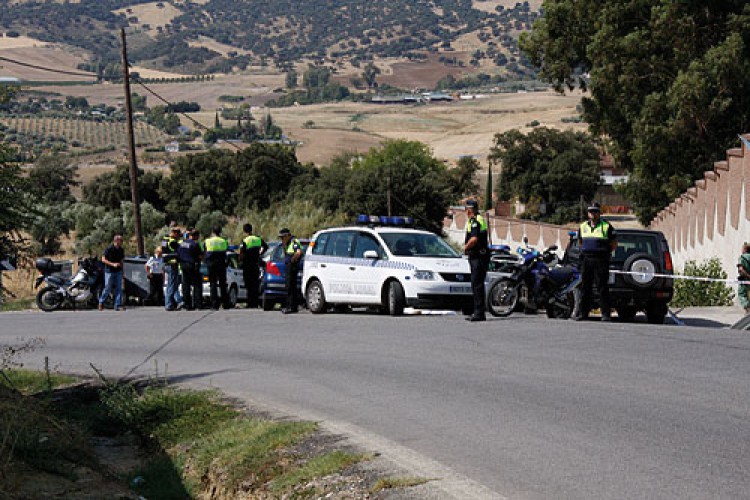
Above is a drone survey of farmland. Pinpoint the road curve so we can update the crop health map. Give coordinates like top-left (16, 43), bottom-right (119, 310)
top-left (2, 308), bottom-right (749, 499)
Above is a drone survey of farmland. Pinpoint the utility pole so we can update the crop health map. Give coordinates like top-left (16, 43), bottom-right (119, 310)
top-left (120, 28), bottom-right (144, 256)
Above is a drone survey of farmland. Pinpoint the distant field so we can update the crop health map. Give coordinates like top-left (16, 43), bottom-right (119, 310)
top-left (42, 74), bottom-right (285, 109)
top-left (114, 2), bottom-right (183, 33)
top-left (472, 0), bottom-right (543, 13)
top-left (208, 90), bottom-right (585, 166)
top-left (0, 45), bottom-right (94, 82)
top-left (0, 116), bottom-right (169, 151)
top-left (0, 34), bottom-right (46, 49)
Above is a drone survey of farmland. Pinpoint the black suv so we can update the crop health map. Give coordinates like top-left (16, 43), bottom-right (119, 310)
top-left (563, 229), bottom-right (674, 324)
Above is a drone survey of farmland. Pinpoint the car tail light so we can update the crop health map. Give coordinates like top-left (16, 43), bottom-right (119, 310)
top-left (266, 262), bottom-right (281, 276)
top-left (655, 291), bottom-right (671, 298)
top-left (664, 251), bottom-right (673, 272)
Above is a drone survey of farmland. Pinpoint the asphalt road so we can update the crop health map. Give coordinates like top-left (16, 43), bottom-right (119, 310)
top-left (2, 308), bottom-right (749, 499)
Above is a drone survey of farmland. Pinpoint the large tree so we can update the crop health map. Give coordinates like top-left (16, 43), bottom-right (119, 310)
top-left (521, 1), bottom-right (750, 223)
top-left (27, 154), bottom-right (78, 204)
top-left (342, 140), bottom-right (458, 233)
top-left (84, 164), bottom-right (165, 212)
top-left (0, 88), bottom-right (34, 267)
top-left (489, 127), bottom-right (601, 224)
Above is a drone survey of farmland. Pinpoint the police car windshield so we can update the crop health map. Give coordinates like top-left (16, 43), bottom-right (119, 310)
top-left (380, 232), bottom-right (459, 258)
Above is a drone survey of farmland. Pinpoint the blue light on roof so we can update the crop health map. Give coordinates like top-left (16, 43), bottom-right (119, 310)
top-left (356, 215), bottom-right (415, 227)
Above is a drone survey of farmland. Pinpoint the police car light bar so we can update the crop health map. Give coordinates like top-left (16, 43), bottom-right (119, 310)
top-left (356, 214), bottom-right (415, 226)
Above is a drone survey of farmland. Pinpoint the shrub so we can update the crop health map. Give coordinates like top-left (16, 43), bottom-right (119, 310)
top-left (671, 258), bottom-right (735, 307)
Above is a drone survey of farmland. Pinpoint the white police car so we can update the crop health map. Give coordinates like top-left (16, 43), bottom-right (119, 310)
top-left (302, 216), bottom-right (473, 315)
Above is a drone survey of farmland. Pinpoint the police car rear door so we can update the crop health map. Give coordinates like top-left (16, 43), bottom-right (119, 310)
top-left (320, 230), bottom-right (357, 303)
top-left (349, 231), bottom-right (386, 303)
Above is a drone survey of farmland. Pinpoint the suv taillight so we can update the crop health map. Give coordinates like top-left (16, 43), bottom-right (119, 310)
top-left (664, 251), bottom-right (673, 272)
top-left (266, 262), bottom-right (281, 276)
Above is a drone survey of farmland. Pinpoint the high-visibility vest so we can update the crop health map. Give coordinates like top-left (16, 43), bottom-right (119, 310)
top-left (580, 220), bottom-right (612, 254)
top-left (285, 237), bottom-right (301, 255)
top-left (243, 235), bottom-right (262, 249)
top-left (204, 236), bottom-right (228, 266)
top-left (465, 214), bottom-right (488, 256)
top-left (165, 237), bottom-right (181, 265)
top-left (242, 235), bottom-right (264, 267)
top-left (205, 236), bottom-right (228, 252)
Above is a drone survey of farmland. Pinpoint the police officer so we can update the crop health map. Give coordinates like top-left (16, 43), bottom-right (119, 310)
top-left (463, 199), bottom-right (489, 322)
top-left (164, 227), bottom-right (183, 311)
top-left (177, 229), bottom-right (203, 311)
top-left (576, 202), bottom-right (617, 321)
top-left (279, 228), bottom-right (302, 314)
top-left (204, 226), bottom-right (230, 310)
top-left (240, 223), bottom-right (268, 309)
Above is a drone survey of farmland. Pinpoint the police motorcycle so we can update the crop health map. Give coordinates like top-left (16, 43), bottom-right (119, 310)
top-left (34, 257), bottom-right (105, 312)
top-left (487, 243), bottom-right (581, 318)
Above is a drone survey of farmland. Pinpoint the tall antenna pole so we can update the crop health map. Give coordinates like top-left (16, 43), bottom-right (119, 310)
top-left (120, 28), bottom-right (144, 256)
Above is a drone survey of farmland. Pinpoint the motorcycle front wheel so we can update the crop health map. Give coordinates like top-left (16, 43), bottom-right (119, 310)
top-left (36, 286), bottom-right (64, 312)
top-left (488, 279), bottom-right (519, 317)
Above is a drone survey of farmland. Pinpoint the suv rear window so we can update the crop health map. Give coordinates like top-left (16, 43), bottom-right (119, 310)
top-left (611, 233), bottom-right (658, 264)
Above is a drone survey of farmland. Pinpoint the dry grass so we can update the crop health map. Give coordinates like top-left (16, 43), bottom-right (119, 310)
top-left (114, 2), bottom-right (183, 33)
top-left (472, 0), bottom-right (543, 13)
top-left (0, 46), bottom-right (94, 82)
top-left (191, 90), bottom-right (584, 166)
top-left (41, 73), bottom-right (284, 109)
top-left (188, 36), bottom-right (252, 57)
top-left (264, 90), bottom-right (585, 166)
top-left (0, 35), bottom-right (46, 49)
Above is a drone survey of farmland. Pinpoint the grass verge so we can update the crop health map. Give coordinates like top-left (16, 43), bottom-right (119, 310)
top-left (0, 297), bottom-right (35, 312)
top-left (2, 368), bottom-right (424, 498)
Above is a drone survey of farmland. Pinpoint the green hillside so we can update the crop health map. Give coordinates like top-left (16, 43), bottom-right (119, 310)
top-left (0, 0), bottom-right (539, 76)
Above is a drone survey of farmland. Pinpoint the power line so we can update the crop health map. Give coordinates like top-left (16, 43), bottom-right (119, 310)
top-left (129, 76), bottom-right (302, 178)
top-left (0, 55), bottom-right (95, 78)
top-left (0, 53), bottom-right (303, 179)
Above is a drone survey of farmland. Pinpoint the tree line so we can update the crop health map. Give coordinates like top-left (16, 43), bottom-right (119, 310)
top-left (521, 0), bottom-right (750, 224)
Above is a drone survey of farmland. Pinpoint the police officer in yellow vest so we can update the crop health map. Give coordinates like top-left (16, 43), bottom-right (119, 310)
top-left (240, 223), bottom-right (268, 309)
top-left (576, 202), bottom-right (617, 321)
top-left (204, 226), bottom-right (230, 310)
top-left (463, 199), bottom-right (489, 322)
top-left (279, 228), bottom-right (302, 314)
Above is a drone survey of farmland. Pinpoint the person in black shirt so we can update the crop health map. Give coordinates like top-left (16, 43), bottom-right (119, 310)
top-left (99, 234), bottom-right (125, 311)
top-left (239, 223), bottom-right (268, 308)
top-left (177, 229), bottom-right (203, 310)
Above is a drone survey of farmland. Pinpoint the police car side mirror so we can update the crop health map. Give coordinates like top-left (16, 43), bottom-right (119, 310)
top-left (363, 250), bottom-right (379, 260)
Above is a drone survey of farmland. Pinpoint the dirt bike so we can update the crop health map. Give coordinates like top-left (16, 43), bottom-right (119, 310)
top-left (35, 257), bottom-right (106, 312)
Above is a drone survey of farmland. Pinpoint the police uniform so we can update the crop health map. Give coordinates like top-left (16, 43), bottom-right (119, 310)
top-left (578, 216), bottom-right (616, 320)
top-left (240, 234), bottom-right (268, 308)
top-left (204, 234), bottom-right (229, 310)
top-left (164, 233), bottom-right (182, 310)
top-left (177, 237), bottom-right (203, 310)
top-left (465, 208), bottom-right (489, 321)
top-left (281, 232), bottom-right (302, 313)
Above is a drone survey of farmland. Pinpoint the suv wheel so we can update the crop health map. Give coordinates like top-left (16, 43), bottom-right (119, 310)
top-left (623, 253), bottom-right (659, 289)
top-left (387, 280), bottom-right (405, 316)
top-left (646, 303), bottom-right (668, 324)
top-left (306, 280), bottom-right (327, 314)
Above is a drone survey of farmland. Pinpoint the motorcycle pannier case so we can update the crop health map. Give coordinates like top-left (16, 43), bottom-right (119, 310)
top-left (35, 258), bottom-right (62, 273)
